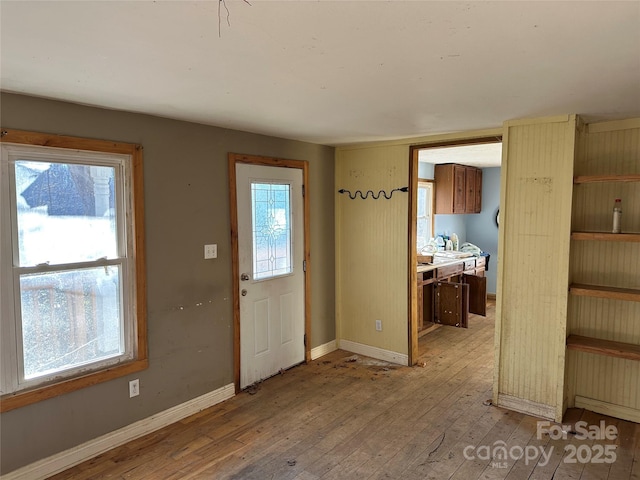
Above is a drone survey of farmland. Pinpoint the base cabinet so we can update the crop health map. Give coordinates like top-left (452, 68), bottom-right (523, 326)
top-left (431, 274), bottom-right (486, 329)
top-left (435, 282), bottom-right (469, 328)
top-left (463, 273), bottom-right (487, 317)
top-left (433, 273), bottom-right (486, 328)
top-left (418, 257), bottom-right (487, 331)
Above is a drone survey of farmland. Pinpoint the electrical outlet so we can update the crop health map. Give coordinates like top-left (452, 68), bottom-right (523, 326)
top-left (129, 379), bottom-right (139, 398)
top-left (204, 244), bottom-right (217, 259)
top-left (375, 320), bottom-right (382, 331)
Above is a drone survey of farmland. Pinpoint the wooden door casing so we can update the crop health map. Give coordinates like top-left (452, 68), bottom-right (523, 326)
top-left (228, 153), bottom-right (311, 393)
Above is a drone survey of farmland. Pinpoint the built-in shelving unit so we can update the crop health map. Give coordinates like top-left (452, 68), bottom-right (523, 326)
top-left (569, 283), bottom-right (640, 302)
top-left (567, 335), bottom-right (640, 362)
top-left (568, 172), bottom-right (640, 363)
top-left (571, 232), bottom-right (640, 242)
top-left (574, 174), bottom-right (640, 184)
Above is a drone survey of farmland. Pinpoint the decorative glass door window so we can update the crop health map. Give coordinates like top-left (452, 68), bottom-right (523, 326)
top-left (251, 182), bottom-right (292, 280)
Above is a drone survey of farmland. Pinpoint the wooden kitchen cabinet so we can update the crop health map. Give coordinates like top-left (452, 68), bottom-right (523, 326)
top-left (418, 257), bottom-right (487, 332)
top-left (454, 165), bottom-right (467, 213)
top-left (435, 163), bottom-right (482, 214)
top-left (435, 282), bottom-right (469, 328)
top-left (473, 167), bottom-right (483, 213)
top-left (465, 166), bottom-right (476, 213)
top-left (463, 273), bottom-right (487, 316)
top-left (434, 273), bottom-right (486, 326)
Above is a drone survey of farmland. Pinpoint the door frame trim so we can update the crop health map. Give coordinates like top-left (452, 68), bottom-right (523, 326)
top-left (228, 153), bottom-right (311, 393)
top-left (408, 134), bottom-right (501, 365)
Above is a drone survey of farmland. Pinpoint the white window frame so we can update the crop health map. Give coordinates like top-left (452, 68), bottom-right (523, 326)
top-left (0, 130), bottom-right (147, 412)
top-left (416, 180), bottom-right (434, 253)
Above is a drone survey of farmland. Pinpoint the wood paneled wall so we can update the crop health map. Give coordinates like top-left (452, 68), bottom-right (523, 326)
top-left (494, 115), bottom-right (577, 421)
top-left (565, 120), bottom-right (640, 421)
top-left (335, 144), bottom-right (410, 361)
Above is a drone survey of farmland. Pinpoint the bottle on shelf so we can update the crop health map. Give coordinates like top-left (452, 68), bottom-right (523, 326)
top-left (612, 198), bottom-right (622, 234)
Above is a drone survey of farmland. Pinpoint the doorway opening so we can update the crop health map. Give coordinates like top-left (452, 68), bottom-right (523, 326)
top-left (408, 137), bottom-right (502, 364)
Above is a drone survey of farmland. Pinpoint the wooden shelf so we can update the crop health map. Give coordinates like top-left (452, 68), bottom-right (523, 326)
top-left (570, 284), bottom-right (640, 302)
top-left (571, 232), bottom-right (640, 242)
top-left (567, 335), bottom-right (640, 361)
top-left (574, 174), bottom-right (640, 184)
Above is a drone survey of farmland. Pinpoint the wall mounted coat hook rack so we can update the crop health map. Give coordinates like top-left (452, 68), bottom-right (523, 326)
top-left (337, 186), bottom-right (409, 200)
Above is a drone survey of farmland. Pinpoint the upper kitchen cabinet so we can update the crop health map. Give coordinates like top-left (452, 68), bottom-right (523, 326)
top-left (434, 163), bottom-right (482, 214)
top-left (473, 167), bottom-right (482, 213)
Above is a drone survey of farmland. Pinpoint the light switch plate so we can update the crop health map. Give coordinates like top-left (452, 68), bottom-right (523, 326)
top-left (204, 244), bottom-right (217, 259)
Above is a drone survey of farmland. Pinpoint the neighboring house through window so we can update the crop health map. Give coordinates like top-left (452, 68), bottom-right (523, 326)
top-left (0, 130), bottom-right (147, 411)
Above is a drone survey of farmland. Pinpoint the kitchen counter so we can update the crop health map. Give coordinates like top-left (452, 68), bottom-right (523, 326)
top-left (416, 258), bottom-right (465, 273)
top-left (417, 251), bottom-right (477, 273)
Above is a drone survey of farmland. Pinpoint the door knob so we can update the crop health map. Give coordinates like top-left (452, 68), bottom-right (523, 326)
top-left (241, 289), bottom-right (247, 296)
top-left (241, 273), bottom-right (250, 281)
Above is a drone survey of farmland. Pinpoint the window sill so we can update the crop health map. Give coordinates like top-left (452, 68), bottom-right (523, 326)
top-left (0, 358), bottom-right (148, 412)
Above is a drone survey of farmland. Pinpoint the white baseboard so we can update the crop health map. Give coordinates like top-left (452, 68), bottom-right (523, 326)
top-left (3, 383), bottom-right (235, 480)
top-left (310, 340), bottom-right (337, 360)
top-left (575, 395), bottom-right (640, 423)
top-left (338, 339), bottom-right (409, 366)
top-left (497, 393), bottom-right (556, 421)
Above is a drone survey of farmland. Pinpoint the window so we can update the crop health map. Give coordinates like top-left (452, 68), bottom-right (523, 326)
top-left (416, 180), bottom-right (434, 252)
top-left (251, 182), bottom-right (292, 280)
top-left (0, 130), bottom-right (147, 411)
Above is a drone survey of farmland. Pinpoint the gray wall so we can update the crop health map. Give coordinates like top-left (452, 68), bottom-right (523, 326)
top-left (0, 93), bottom-right (336, 474)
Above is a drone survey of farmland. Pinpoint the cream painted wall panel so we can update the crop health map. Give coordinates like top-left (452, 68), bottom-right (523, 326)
top-left (568, 351), bottom-right (639, 411)
top-left (495, 116), bottom-right (576, 421)
top-left (335, 144), bottom-right (409, 356)
top-left (566, 121), bottom-right (640, 416)
top-left (575, 121), bottom-right (640, 176)
top-left (570, 241), bottom-right (640, 290)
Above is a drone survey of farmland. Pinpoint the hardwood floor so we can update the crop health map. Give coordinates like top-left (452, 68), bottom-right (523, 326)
top-left (50, 302), bottom-right (639, 479)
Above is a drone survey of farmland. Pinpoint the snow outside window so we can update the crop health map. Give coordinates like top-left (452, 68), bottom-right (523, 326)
top-left (1, 142), bottom-right (140, 397)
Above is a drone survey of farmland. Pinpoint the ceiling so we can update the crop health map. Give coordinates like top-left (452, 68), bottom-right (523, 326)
top-left (1, 1), bottom-right (639, 147)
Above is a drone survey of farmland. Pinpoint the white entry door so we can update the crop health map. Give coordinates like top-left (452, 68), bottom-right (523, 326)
top-left (236, 163), bottom-right (305, 389)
